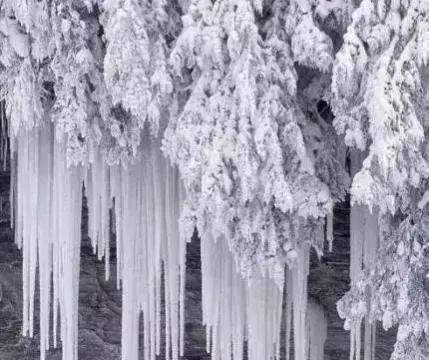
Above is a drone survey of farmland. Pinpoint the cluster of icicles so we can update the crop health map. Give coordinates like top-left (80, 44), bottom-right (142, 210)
top-left (348, 153), bottom-right (379, 360)
top-left (11, 122), bottom-right (330, 360)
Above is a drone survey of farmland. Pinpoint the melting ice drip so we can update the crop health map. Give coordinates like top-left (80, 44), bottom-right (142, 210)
top-left (12, 125), bottom-right (187, 360)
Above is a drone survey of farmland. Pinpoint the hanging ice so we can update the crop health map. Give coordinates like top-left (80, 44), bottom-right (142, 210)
top-left (12, 123), bottom-right (83, 360)
top-left (349, 203), bottom-right (378, 360)
top-left (326, 211), bottom-right (334, 252)
top-left (11, 121), bottom-right (326, 360)
top-left (201, 234), bottom-right (283, 360)
top-left (85, 148), bottom-right (112, 281)
top-left (285, 243), bottom-right (311, 360)
top-left (12, 120), bottom-right (187, 360)
top-left (201, 234), bottom-right (247, 360)
top-left (349, 151), bottom-right (378, 360)
top-left (246, 268), bottom-right (284, 360)
top-left (86, 135), bottom-right (187, 360)
top-left (306, 300), bottom-right (327, 360)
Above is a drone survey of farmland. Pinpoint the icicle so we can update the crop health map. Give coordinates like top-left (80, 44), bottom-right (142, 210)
top-left (15, 125), bottom-right (39, 339)
top-left (350, 204), bottom-right (364, 284)
top-left (36, 125), bottom-right (53, 360)
top-left (201, 233), bottom-right (283, 360)
top-left (85, 134), bottom-right (186, 360)
top-left (285, 274), bottom-right (292, 360)
top-left (285, 243), bottom-right (310, 360)
top-left (12, 122), bottom-right (83, 360)
top-left (246, 270), bottom-right (283, 360)
top-left (349, 151), bottom-right (379, 360)
top-left (52, 136), bottom-right (83, 360)
top-left (85, 149), bottom-right (112, 280)
top-left (0, 101), bottom-right (8, 170)
top-left (201, 234), bottom-right (246, 360)
top-left (326, 211), bottom-right (334, 252)
top-left (306, 301), bottom-right (327, 360)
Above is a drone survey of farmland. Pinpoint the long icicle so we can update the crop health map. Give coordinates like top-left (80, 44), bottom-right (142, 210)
top-left (349, 151), bottom-right (378, 360)
top-left (86, 135), bottom-right (187, 360)
top-left (52, 135), bottom-right (83, 360)
top-left (201, 233), bottom-right (283, 360)
top-left (12, 122), bottom-right (84, 360)
top-left (306, 300), bottom-right (327, 360)
top-left (285, 242), bottom-right (311, 360)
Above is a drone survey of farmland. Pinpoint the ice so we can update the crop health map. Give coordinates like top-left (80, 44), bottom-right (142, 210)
top-left (13, 123), bottom-right (83, 360)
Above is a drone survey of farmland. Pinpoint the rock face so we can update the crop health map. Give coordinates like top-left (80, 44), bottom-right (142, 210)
top-left (0, 170), bottom-right (395, 360)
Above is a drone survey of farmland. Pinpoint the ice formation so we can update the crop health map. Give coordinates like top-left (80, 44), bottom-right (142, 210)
top-left (7, 94), bottom-right (321, 360)
top-left (201, 233), bottom-right (329, 360)
top-left (326, 211), bottom-right (334, 252)
top-left (306, 301), bottom-right (327, 360)
top-left (12, 123), bottom-right (187, 360)
top-left (285, 243), bottom-right (311, 360)
top-left (201, 234), bottom-right (283, 360)
top-left (349, 152), bottom-right (378, 360)
top-left (106, 139), bottom-right (187, 360)
top-left (11, 118), bottom-right (323, 360)
top-left (12, 123), bottom-right (83, 360)
top-left (201, 234), bottom-right (247, 360)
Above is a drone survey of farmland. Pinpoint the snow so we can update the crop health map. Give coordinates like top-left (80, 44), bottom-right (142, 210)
top-left (0, 18), bottom-right (30, 58)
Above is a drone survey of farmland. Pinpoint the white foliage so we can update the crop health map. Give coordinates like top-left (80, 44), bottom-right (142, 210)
top-left (332, 0), bottom-right (429, 214)
top-left (5, 59), bottom-right (44, 138)
top-left (102, 0), bottom-right (176, 160)
top-left (164, 0), bottom-right (333, 279)
top-left (291, 14), bottom-right (333, 72)
top-left (103, 1), bottom-right (151, 129)
top-left (51, 1), bottom-right (110, 165)
top-left (0, 18), bottom-right (30, 58)
top-left (339, 207), bottom-right (429, 360)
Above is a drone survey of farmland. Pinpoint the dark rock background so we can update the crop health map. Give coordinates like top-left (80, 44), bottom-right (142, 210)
top-left (0, 170), bottom-right (396, 360)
